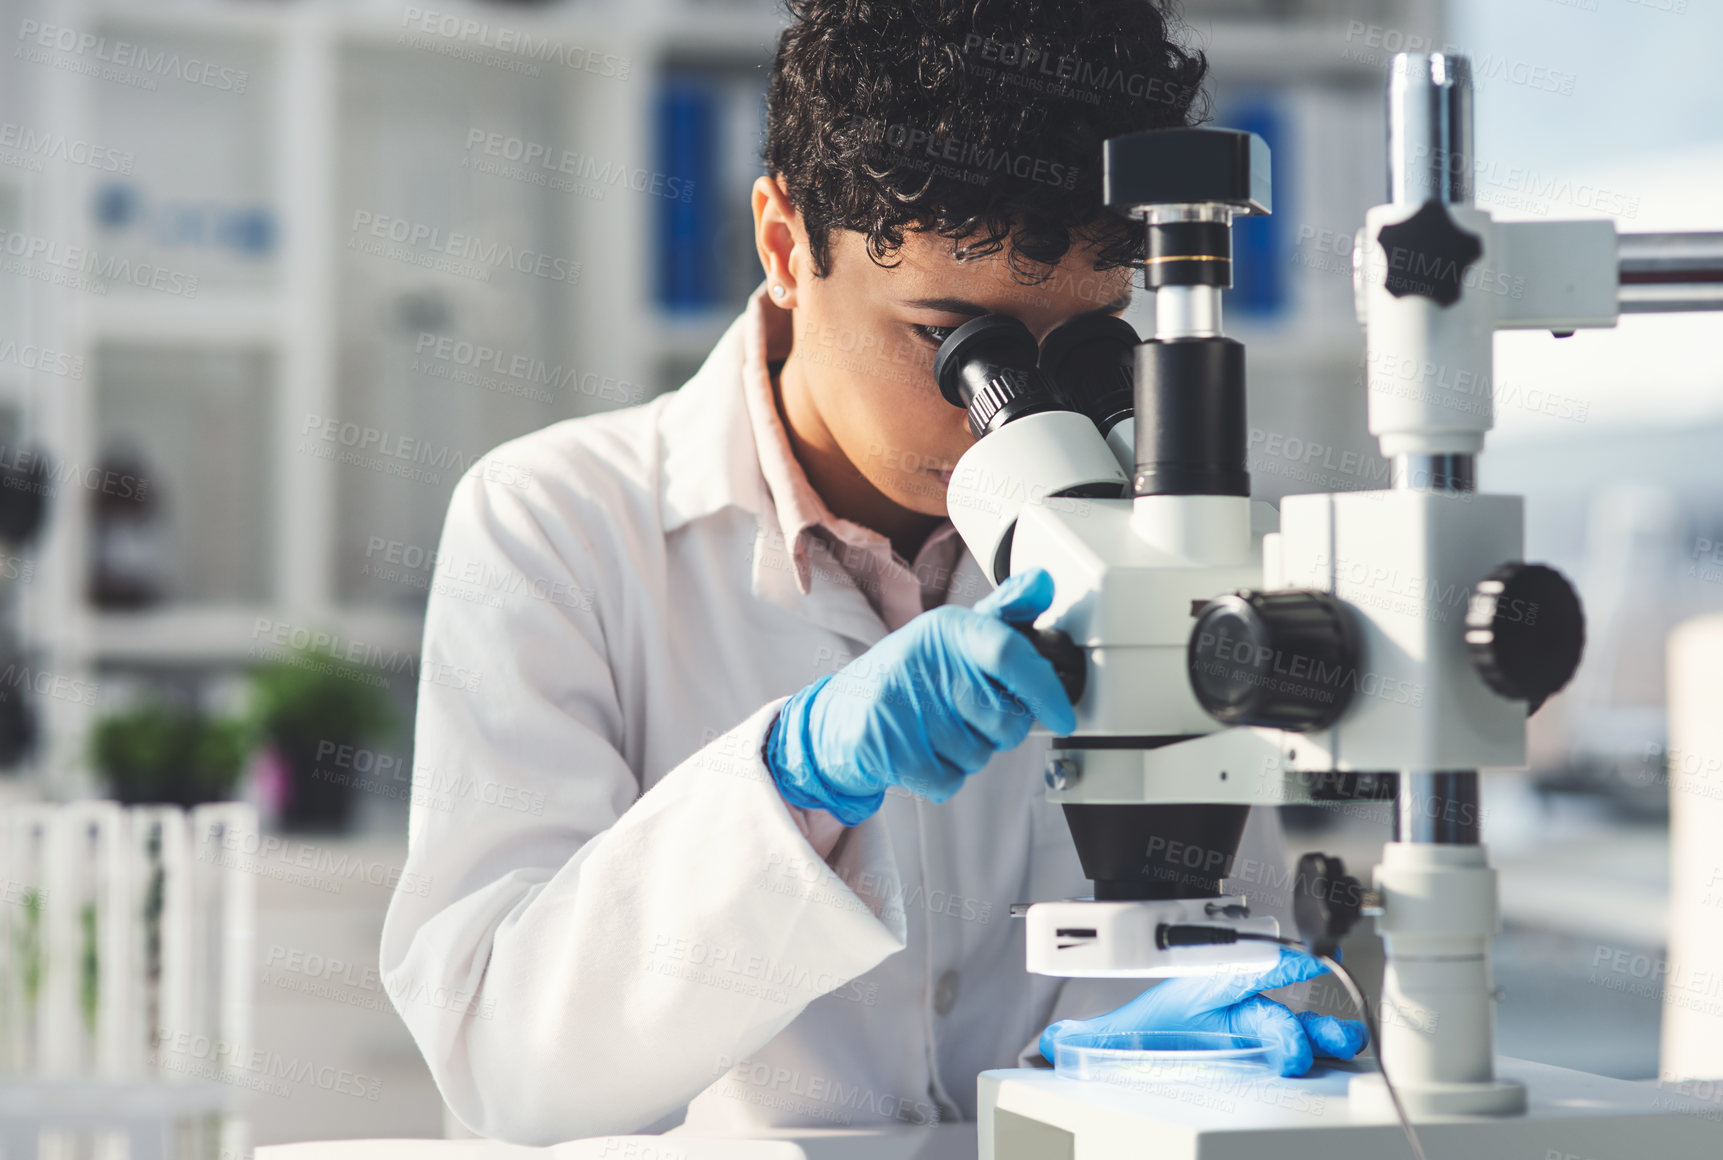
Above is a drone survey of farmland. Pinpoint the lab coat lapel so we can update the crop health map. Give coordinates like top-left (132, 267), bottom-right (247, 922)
top-left (658, 312), bottom-right (757, 536)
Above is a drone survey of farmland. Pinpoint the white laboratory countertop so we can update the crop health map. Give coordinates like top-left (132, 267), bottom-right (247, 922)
top-left (258, 1123), bottom-right (978, 1160)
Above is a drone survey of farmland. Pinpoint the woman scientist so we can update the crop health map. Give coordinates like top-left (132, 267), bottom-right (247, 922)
top-left (380, 0), bottom-right (1364, 1143)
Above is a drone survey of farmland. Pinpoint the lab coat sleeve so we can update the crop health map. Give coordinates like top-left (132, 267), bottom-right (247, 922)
top-left (379, 456), bottom-right (909, 1146)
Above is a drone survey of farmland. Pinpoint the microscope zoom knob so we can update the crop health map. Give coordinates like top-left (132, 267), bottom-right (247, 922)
top-left (1187, 590), bottom-right (1361, 732)
top-left (1465, 563), bottom-right (1586, 714)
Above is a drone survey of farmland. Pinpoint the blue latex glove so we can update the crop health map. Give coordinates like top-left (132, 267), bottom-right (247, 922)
top-left (764, 567), bottom-right (1078, 826)
top-left (1039, 946), bottom-right (1368, 1077)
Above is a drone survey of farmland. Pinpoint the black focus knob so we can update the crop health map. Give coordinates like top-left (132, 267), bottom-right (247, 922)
top-left (1188, 590), bottom-right (1361, 732)
top-left (1376, 199), bottom-right (1483, 308)
top-left (1292, 852), bottom-right (1364, 959)
top-left (1015, 624), bottom-right (1086, 707)
top-left (1465, 563), bottom-right (1585, 714)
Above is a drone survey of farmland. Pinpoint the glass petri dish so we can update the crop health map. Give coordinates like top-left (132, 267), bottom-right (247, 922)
top-left (1053, 1030), bottom-right (1276, 1086)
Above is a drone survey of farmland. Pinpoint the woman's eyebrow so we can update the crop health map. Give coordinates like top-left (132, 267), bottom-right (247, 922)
top-left (901, 295), bottom-right (994, 315)
top-left (903, 290), bottom-right (1133, 314)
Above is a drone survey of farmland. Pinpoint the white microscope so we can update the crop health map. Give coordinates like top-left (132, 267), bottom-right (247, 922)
top-left (934, 52), bottom-right (1723, 1159)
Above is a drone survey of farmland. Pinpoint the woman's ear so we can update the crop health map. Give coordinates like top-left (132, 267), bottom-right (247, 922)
top-left (753, 174), bottom-right (802, 309)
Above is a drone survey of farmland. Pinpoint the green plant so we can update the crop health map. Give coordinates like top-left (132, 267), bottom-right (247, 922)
top-left (92, 701), bottom-right (253, 806)
top-left (248, 652), bottom-right (396, 751)
top-left (248, 650), bottom-right (398, 829)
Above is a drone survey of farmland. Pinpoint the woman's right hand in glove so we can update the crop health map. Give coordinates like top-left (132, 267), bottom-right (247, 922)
top-left (763, 567), bottom-right (1078, 826)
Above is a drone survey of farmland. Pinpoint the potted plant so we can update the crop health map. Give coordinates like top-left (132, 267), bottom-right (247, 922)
top-left (92, 700), bottom-right (253, 807)
top-left (248, 652), bottom-right (397, 832)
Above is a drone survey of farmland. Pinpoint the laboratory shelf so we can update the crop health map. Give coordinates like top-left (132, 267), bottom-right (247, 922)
top-left (91, 604), bottom-right (423, 666)
top-left (84, 296), bottom-right (284, 346)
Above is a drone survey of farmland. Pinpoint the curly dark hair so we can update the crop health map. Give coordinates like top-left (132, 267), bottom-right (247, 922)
top-left (763, 0), bottom-right (1210, 285)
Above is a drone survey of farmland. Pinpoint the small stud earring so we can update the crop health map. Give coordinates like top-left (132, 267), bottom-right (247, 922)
top-left (771, 284), bottom-right (786, 298)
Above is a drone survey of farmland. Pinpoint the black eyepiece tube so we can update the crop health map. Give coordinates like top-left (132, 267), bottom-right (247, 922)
top-left (1039, 313), bottom-right (1140, 437)
top-left (933, 314), bottom-right (1069, 438)
top-left (1133, 337), bottom-right (1249, 498)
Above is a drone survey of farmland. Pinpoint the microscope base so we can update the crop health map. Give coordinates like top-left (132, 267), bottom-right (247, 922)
top-left (1348, 1070), bottom-right (1525, 1117)
top-left (978, 1057), bottom-right (1723, 1159)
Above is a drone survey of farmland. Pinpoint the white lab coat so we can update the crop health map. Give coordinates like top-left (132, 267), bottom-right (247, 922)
top-left (379, 298), bottom-right (1291, 1145)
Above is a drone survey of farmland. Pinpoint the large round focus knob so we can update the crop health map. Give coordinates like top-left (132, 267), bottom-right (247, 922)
top-left (1465, 563), bottom-right (1585, 714)
top-left (1188, 591), bottom-right (1361, 732)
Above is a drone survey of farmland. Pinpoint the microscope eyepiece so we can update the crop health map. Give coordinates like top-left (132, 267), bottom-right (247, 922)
top-left (1038, 313), bottom-right (1140, 437)
top-left (933, 314), bottom-right (1068, 439)
top-left (930, 312), bottom-right (1129, 584)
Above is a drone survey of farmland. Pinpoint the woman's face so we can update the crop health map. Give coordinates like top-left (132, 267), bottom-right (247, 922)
top-left (758, 178), bottom-right (1135, 520)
